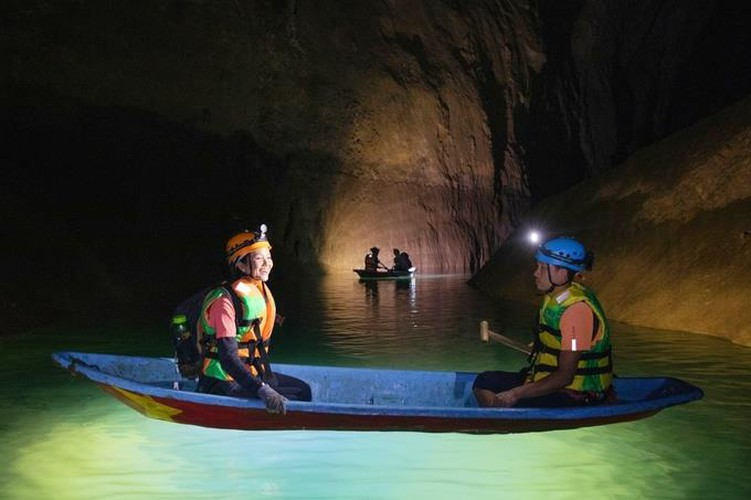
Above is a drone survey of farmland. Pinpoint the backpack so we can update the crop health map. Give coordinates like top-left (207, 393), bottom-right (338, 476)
top-left (171, 283), bottom-right (243, 378)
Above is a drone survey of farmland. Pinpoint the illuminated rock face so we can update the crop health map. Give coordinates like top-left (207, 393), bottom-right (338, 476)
top-left (472, 96), bottom-right (751, 347)
top-left (5, 1), bottom-right (545, 273)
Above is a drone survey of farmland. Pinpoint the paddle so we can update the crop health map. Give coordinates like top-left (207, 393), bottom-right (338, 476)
top-left (479, 320), bottom-right (531, 355)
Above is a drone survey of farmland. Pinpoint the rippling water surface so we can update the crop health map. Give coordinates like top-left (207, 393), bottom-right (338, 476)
top-left (1, 273), bottom-right (749, 499)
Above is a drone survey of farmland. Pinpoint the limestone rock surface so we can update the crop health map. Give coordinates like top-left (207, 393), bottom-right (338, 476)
top-left (471, 96), bottom-right (751, 346)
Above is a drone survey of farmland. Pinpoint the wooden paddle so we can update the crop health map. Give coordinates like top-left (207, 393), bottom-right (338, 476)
top-left (479, 320), bottom-right (531, 355)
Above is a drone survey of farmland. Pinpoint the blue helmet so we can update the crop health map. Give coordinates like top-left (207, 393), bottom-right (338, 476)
top-left (535, 237), bottom-right (591, 272)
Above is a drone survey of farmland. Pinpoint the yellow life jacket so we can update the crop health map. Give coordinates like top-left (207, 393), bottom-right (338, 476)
top-left (527, 282), bottom-right (612, 393)
top-left (199, 277), bottom-right (276, 381)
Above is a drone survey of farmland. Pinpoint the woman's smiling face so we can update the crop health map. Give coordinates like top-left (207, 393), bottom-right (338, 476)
top-left (247, 247), bottom-right (273, 281)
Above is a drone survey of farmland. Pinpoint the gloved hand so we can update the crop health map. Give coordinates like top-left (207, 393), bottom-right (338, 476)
top-left (258, 383), bottom-right (288, 415)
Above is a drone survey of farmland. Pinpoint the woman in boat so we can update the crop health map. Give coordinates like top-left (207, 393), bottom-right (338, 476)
top-left (364, 246), bottom-right (381, 271)
top-left (196, 224), bottom-right (312, 414)
top-left (473, 236), bottom-right (614, 408)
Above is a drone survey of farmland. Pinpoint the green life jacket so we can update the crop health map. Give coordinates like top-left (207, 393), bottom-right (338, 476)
top-left (527, 282), bottom-right (612, 393)
top-left (199, 277), bottom-right (276, 382)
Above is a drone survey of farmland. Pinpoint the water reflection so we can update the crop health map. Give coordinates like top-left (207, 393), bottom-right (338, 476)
top-left (359, 277), bottom-right (416, 305)
top-left (303, 275), bottom-right (506, 368)
top-left (362, 279), bottom-right (379, 304)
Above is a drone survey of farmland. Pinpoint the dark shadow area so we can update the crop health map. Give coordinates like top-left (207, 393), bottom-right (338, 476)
top-left (1, 83), bottom-right (317, 335)
top-left (668, 0), bottom-right (751, 132)
top-left (524, 0), bottom-right (589, 202)
top-left (526, 0), bottom-right (751, 201)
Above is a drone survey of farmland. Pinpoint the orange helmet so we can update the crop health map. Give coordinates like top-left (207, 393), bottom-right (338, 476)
top-left (226, 223), bottom-right (272, 264)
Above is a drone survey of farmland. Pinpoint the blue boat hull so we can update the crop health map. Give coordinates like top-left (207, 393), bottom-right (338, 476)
top-left (52, 351), bottom-right (703, 434)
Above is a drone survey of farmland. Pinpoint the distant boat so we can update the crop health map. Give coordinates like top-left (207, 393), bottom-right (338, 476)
top-left (52, 351), bottom-right (703, 434)
top-left (353, 267), bottom-right (416, 279)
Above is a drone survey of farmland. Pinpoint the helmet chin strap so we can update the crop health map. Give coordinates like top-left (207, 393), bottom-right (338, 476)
top-left (544, 263), bottom-right (571, 294)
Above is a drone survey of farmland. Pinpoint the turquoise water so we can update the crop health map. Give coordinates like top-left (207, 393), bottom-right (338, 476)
top-left (1, 274), bottom-right (749, 499)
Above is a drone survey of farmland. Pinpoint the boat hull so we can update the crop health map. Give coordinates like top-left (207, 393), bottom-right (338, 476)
top-left (99, 384), bottom-right (660, 433)
top-left (353, 267), bottom-right (415, 279)
top-left (52, 351), bottom-right (703, 434)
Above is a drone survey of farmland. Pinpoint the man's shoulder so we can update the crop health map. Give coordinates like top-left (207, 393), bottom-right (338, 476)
top-left (563, 301), bottom-right (594, 317)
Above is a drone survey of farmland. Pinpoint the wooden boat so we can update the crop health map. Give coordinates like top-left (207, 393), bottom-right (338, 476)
top-left (51, 351), bottom-right (703, 434)
top-left (353, 267), bottom-right (416, 279)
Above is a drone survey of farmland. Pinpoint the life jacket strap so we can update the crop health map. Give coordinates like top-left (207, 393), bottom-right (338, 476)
top-left (203, 325), bottom-right (274, 380)
top-left (536, 344), bottom-right (612, 361)
top-left (533, 362), bottom-right (613, 376)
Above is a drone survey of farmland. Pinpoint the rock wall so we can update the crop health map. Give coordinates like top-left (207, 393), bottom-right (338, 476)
top-left (3, 1), bottom-right (748, 335)
top-left (471, 96), bottom-right (751, 346)
top-left (525, 0), bottom-right (748, 198)
top-left (4, 0), bottom-right (545, 274)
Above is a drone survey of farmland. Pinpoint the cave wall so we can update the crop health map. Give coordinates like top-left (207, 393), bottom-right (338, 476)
top-left (471, 96), bottom-right (751, 346)
top-left (3, 0), bottom-right (748, 332)
top-left (4, 0), bottom-right (545, 276)
top-left (525, 0), bottom-right (750, 199)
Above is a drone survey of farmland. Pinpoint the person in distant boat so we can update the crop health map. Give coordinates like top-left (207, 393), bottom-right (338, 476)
top-left (196, 224), bottom-right (312, 414)
top-left (473, 236), bottom-right (613, 408)
top-left (364, 246), bottom-right (382, 271)
top-left (392, 248), bottom-right (413, 271)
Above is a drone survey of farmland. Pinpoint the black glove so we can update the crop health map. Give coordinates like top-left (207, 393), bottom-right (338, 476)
top-left (258, 383), bottom-right (287, 415)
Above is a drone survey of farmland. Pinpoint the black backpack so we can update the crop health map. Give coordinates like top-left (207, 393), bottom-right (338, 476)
top-left (171, 283), bottom-right (243, 378)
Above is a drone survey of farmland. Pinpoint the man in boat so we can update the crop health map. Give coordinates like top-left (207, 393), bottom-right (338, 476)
top-left (473, 236), bottom-right (613, 408)
top-left (392, 248), bottom-right (413, 271)
top-left (196, 224), bottom-right (312, 414)
top-left (364, 246), bottom-right (381, 271)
